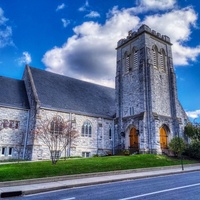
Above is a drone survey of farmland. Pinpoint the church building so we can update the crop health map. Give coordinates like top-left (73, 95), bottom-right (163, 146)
top-left (0, 25), bottom-right (188, 160)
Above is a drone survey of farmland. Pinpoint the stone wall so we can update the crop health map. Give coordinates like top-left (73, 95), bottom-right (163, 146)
top-left (0, 106), bottom-right (29, 160)
top-left (115, 25), bottom-right (189, 154)
top-left (30, 109), bottom-right (113, 160)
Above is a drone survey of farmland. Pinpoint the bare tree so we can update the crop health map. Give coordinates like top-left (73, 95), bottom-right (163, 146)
top-left (34, 115), bottom-right (78, 164)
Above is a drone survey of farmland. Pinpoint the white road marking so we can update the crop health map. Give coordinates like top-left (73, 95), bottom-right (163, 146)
top-left (60, 198), bottom-right (75, 200)
top-left (119, 183), bottom-right (200, 200)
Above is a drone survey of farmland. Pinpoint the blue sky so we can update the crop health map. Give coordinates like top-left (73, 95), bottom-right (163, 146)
top-left (0, 0), bottom-right (200, 122)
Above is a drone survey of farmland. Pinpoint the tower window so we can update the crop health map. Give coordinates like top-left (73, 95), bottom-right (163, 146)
top-left (133, 51), bottom-right (138, 69)
top-left (152, 45), bottom-right (158, 69)
top-left (160, 49), bottom-right (166, 71)
top-left (125, 55), bottom-right (130, 73)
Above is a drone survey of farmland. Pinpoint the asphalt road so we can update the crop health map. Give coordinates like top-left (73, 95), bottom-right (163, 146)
top-left (8, 171), bottom-right (200, 200)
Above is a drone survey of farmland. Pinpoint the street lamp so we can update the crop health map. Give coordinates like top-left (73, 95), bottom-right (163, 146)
top-left (177, 131), bottom-right (184, 171)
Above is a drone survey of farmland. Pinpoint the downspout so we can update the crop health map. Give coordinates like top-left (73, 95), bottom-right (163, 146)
top-left (23, 110), bottom-right (30, 159)
top-left (68, 113), bottom-right (71, 157)
top-left (112, 119), bottom-right (115, 155)
top-left (97, 122), bottom-right (99, 155)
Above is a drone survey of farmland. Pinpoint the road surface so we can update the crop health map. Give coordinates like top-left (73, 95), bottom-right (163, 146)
top-left (8, 171), bottom-right (200, 200)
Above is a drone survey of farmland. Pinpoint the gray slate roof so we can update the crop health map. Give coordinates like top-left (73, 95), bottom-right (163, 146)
top-left (0, 76), bottom-right (29, 109)
top-left (29, 67), bottom-right (115, 118)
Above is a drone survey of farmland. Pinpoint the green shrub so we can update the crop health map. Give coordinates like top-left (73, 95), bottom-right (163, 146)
top-left (184, 141), bottom-right (200, 159)
top-left (169, 136), bottom-right (186, 157)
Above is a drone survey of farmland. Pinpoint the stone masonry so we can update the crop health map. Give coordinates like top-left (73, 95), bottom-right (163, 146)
top-left (0, 24), bottom-right (189, 160)
top-left (115, 24), bottom-right (188, 154)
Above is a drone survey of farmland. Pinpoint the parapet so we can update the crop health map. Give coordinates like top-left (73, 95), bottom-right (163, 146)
top-left (117, 24), bottom-right (171, 47)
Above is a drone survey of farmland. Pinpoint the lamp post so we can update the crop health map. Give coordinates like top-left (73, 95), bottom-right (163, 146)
top-left (177, 131), bottom-right (184, 171)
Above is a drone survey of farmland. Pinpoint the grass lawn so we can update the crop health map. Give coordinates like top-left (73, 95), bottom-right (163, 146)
top-left (0, 154), bottom-right (198, 182)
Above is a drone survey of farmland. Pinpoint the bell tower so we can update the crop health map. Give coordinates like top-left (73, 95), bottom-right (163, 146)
top-left (115, 25), bottom-right (188, 154)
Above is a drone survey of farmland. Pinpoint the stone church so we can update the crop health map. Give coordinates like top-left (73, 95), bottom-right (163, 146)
top-left (0, 25), bottom-right (188, 160)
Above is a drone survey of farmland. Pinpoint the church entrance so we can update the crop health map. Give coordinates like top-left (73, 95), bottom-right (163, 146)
top-left (129, 127), bottom-right (139, 153)
top-left (159, 127), bottom-right (168, 149)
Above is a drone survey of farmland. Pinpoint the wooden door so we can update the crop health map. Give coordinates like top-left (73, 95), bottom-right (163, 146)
top-left (130, 128), bottom-right (139, 149)
top-left (160, 127), bottom-right (167, 149)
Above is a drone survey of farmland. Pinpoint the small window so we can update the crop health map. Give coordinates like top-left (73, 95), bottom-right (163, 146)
top-left (130, 107), bottom-right (134, 116)
top-left (1, 147), bottom-right (6, 156)
top-left (15, 121), bottom-right (20, 129)
top-left (82, 152), bottom-right (90, 158)
top-left (109, 128), bottom-right (112, 140)
top-left (8, 147), bottom-right (13, 156)
top-left (9, 120), bottom-right (15, 129)
top-left (3, 120), bottom-right (9, 129)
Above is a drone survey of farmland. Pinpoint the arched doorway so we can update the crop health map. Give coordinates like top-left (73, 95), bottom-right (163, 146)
top-left (129, 127), bottom-right (139, 152)
top-left (160, 127), bottom-right (168, 149)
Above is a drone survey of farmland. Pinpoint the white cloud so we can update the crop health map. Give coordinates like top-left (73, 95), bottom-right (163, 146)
top-left (61, 18), bottom-right (70, 28)
top-left (0, 7), bottom-right (13, 48)
top-left (18, 52), bottom-right (32, 65)
top-left (79, 0), bottom-right (89, 12)
top-left (131, 0), bottom-right (176, 13)
top-left (85, 11), bottom-right (100, 18)
top-left (140, 0), bottom-right (176, 10)
top-left (42, 8), bottom-right (140, 87)
top-left (42, 2), bottom-right (200, 87)
top-left (56, 3), bottom-right (65, 11)
top-left (186, 110), bottom-right (200, 119)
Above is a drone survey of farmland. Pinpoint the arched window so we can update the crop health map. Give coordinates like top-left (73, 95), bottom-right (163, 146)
top-left (81, 121), bottom-right (92, 137)
top-left (160, 49), bottom-right (166, 71)
top-left (132, 48), bottom-right (138, 70)
top-left (152, 45), bottom-right (158, 69)
top-left (50, 115), bottom-right (63, 135)
top-left (124, 52), bottom-right (130, 73)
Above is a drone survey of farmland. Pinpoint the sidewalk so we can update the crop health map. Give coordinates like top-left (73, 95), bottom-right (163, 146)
top-left (0, 163), bottom-right (200, 198)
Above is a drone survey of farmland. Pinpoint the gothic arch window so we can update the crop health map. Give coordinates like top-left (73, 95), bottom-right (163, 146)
top-left (132, 48), bottom-right (138, 70)
top-left (152, 45), bottom-right (158, 69)
top-left (124, 52), bottom-right (130, 73)
top-left (160, 49), bottom-right (166, 72)
top-left (81, 121), bottom-right (92, 137)
top-left (50, 115), bottom-right (64, 135)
